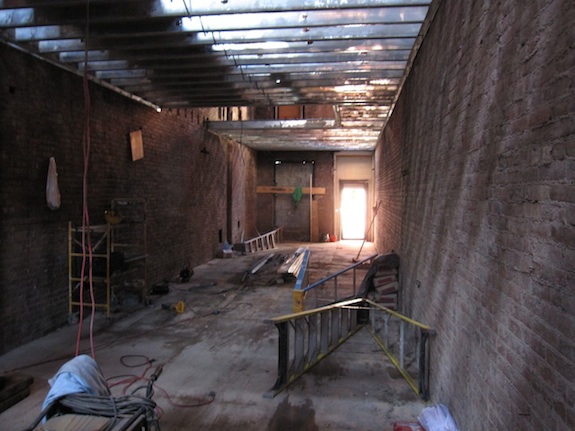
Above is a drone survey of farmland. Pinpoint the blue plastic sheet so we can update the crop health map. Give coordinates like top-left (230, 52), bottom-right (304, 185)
top-left (41, 355), bottom-right (111, 421)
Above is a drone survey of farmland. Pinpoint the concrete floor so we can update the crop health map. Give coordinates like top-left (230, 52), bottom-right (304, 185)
top-left (0, 241), bottom-right (426, 430)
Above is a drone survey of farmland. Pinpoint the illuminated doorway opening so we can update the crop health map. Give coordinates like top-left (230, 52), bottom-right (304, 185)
top-left (340, 183), bottom-right (367, 240)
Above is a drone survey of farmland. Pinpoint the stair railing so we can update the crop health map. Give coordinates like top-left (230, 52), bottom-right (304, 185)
top-left (293, 252), bottom-right (377, 312)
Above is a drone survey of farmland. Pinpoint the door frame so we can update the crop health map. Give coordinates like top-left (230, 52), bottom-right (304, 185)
top-left (333, 152), bottom-right (374, 242)
top-left (339, 180), bottom-right (369, 240)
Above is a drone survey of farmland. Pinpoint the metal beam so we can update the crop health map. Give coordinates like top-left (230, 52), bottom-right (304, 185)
top-left (0, 0), bottom-right (433, 151)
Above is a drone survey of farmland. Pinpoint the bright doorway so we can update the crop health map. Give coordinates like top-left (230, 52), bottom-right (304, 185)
top-left (340, 183), bottom-right (367, 239)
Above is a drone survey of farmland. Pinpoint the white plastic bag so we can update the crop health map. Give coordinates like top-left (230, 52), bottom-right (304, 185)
top-left (418, 404), bottom-right (459, 431)
top-left (46, 156), bottom-right (61, 210)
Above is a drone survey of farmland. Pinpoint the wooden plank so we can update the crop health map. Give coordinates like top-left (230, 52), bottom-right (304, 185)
top-left (39, 413), bottom-right (141, 431)
top-left (311, 200), bottom-right (320, 242)
top-left (0, 373), bottom-right (33, 413)
top-left (252, 253), bottom-right (275, 274)
top-left (256, 186), bottom-right (326, 195)
top-left (0, 388), bottom-right (30, 415)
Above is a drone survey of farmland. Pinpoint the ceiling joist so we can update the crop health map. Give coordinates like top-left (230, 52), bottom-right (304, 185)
top-left (0, 0), bottom-right (434, 151)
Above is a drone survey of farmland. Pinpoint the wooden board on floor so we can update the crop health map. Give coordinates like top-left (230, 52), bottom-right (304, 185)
top-left (35, 413), bottom-right (145, 431)
top-left (0, 372), bottom-right (33, 413)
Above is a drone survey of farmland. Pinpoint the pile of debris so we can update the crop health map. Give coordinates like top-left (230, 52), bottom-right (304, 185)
top-left (239, 247), bottom-right (309, 287)
top-left (277, 247), bottom-right (308, 279)
top-left (357, 252), bottom-right (400, 310)
top-left (370, 266), bottom-right (399, 310)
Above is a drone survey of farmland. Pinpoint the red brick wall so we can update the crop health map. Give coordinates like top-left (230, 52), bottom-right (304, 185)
top-left (375, 1), bottom-right (575, 429)
top-left (224, 136), bottom-right (258, 244)
top-left (0, 44), bottom-right (257, 354)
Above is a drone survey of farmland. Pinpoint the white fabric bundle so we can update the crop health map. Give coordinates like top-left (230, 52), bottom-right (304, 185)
top-left (46, 156), bottom-right (61, 210)
top-left (418, 404), bottom-right (459, 431)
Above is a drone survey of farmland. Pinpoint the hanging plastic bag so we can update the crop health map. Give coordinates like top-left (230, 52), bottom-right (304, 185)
top-left (292, 186), bottom-right (303, 207)
top-left (46, 157), bottom-right (61, 210)
top-left (418, 404), bottom-right (459, 431)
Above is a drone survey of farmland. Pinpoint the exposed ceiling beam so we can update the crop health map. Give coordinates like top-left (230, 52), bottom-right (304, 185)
top-left (0, 0), bottom-right (434, 151)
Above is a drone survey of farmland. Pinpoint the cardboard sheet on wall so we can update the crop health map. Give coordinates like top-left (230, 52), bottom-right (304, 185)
top-left (130, 130), bottom-right (144, 161)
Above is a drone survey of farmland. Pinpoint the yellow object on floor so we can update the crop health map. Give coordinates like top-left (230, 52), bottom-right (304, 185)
top-left (173, 301), bottom-right (185, 314)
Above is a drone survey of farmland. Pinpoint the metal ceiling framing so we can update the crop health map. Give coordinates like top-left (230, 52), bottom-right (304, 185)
top-left (0, 0), bottom-right (433, 151)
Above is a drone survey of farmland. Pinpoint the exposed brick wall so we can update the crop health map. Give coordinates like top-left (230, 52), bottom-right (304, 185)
top-left (256, 152), bottom-right (334, 240)
top-left (223, 135), bottom-right (258, 244)
top-left (312, 153), bottom-right (335, 238)
top-left (374, 111), bottom-right (405, 254)
top-left (0, 44), bottom-right (257, 354)
top-left (375, 1), bottom-right (574, 430)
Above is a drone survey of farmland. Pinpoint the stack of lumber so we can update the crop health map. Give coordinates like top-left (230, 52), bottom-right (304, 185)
top-left (356, 252), bottom-right (400, 310)
top-left (277, 247), bottom-right (307, 278)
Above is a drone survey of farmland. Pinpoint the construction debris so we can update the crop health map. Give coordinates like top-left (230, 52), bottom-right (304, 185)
top-left (242, 253), bottom-right (277, 282)
top-left (161, 301), bottom-right (185, 313)
top-left (277, 247), bottom-right (308, 278)
top-left (370, 267), bottom-right (399, 310)
top-left (357, 252), bottom-right (400, 310)
top-left (179, 266), bottom-right (193, 282)
top-left (150, 281), bottom-right (170, 295)
top-left (251, 253), bottom-right (275, 275)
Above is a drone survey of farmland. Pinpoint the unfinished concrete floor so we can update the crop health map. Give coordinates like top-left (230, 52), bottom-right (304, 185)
top-left (0, 241), bottom-right (426, 430)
